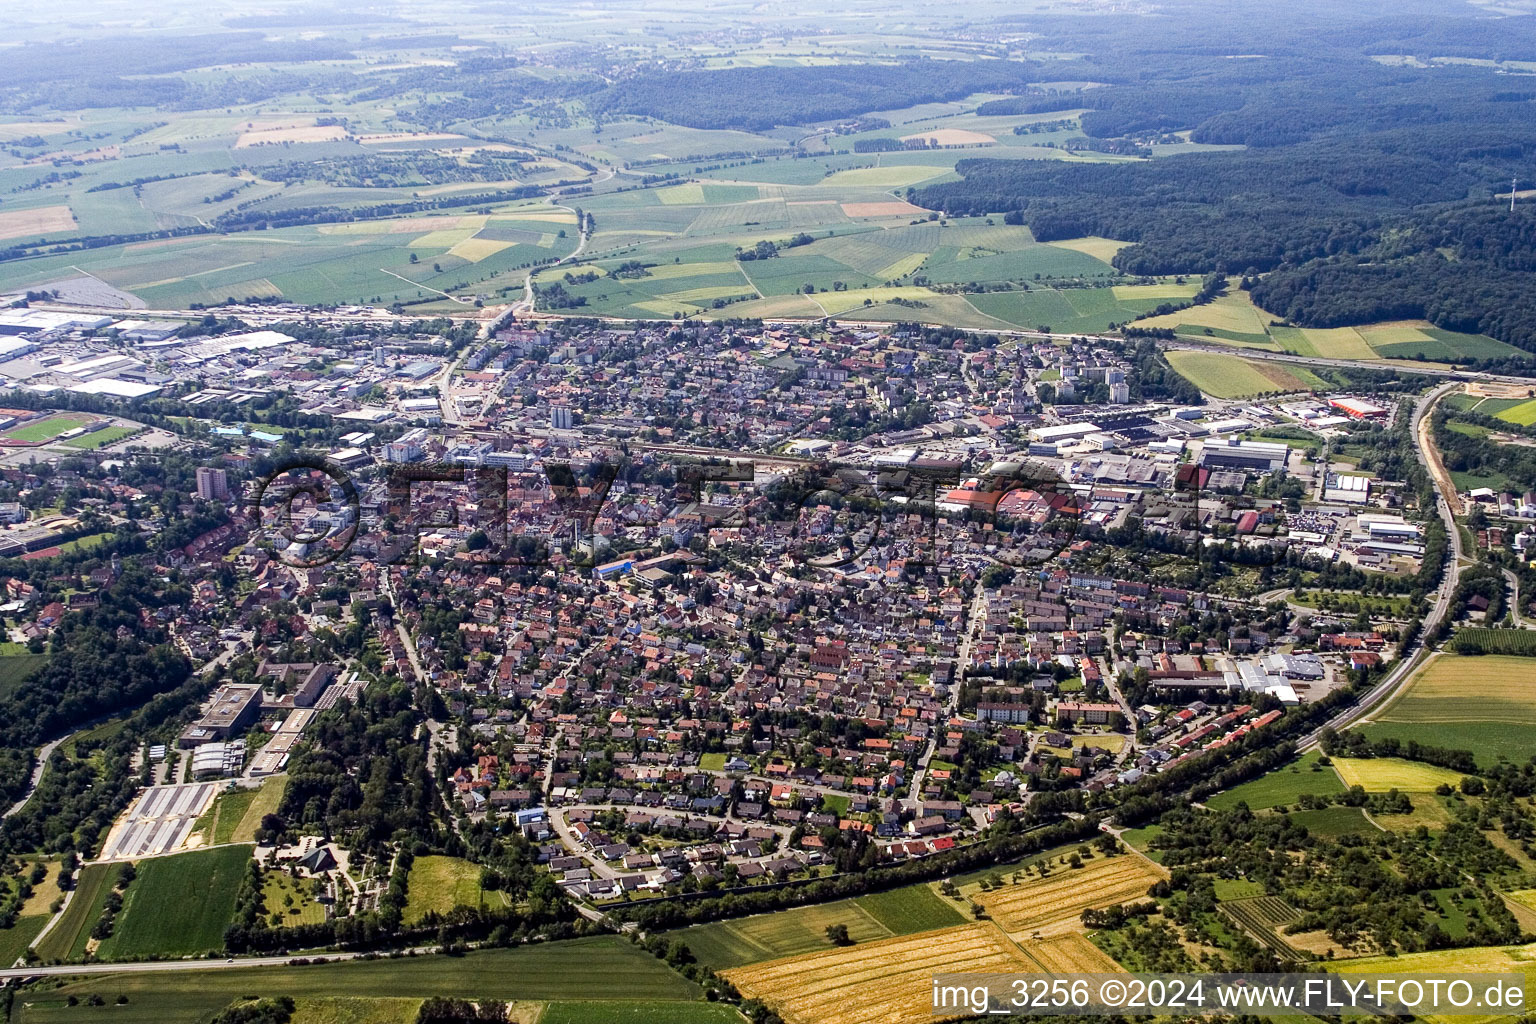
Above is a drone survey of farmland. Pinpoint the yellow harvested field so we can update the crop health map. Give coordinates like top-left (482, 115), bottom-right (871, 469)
top-left (448, 237), bottom-right (515, 262)
top-left (841, 200), bottom-right (928, 218)
top-left (491, 210), bottom-right (576, 224)
top-left (1021, 933), bottom-right (1125, 974)
top-left (1048, 236), bottom-right (1127, 262)
top-left (723, 924), bottom-right (1036, 1024)
top-left (1113, 283), bottom-right (1198, 301)
top-left (0, 204), bottom-right (76, 240)
top-left (899, 128), bottom-right (996, 146)
top-left (1138, 291), bottom-right (1270, 335)
top-left (976, 856), bottom-right (1164, 935)
top-left (1298, 326), bottom-right (1377, 360)
top-left (235, 125), bottom-right (348, 148)
top-left (1331, 757), bottom-right (1467, 792)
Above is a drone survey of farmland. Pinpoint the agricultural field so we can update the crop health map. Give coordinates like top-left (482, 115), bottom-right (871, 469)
top-left (1451, 628), bottom-right (1536, 655)
top-left (0, 207), bottom-right (579, 310)
top-left (1017, 932), bottom-right (1125, 974)
top-left (722, 923), bottom-right (1037, 1024)
top-left (971, 855), bottom-right (1164, 936)
top-left (1219, 895), bottom-right (1305, 961)
top-left (1286, 806), bottom-right (1378, 837)
top-left (674, 881), bottom-right (962, 970)
top-left (33, 861), bottom-right (115, 961)
top-left (1331, 757), bottom-right (1470, 793)
top-left (1360, 654), bottom-right (1536, 766)
top-left (1205, 751), bottom-right (1346, 810)
top-left (13, 937), bottom-right (709, 1024)
top-left (402, 855), bottom-right (489, 924)
top-left (1329, 940), bottom-right (1536, 1023)
top-left (1134, 294), bottom-right (1521, 365)
top-left (1164, 350), bottom-right (1327, 399)
top-left (99, 844), bottom-right (251, 959)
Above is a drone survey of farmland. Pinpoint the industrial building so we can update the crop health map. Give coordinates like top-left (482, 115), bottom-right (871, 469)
top-left (1323, 473), bottom-right (1370, 504)
top-left (1329, 396), bottom-right (1389, 420)
top-left (1198, 438), bottom-right (1290, 473)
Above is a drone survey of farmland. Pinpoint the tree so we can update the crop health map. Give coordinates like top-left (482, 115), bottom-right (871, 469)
top-left (825, 923), bottom-right (852, 945)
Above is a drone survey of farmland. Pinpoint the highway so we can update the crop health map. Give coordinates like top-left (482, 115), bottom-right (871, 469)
top-left (1296, 381), bottom-right (1464, 750)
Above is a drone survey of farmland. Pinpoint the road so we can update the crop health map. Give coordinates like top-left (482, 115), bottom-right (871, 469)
top-left (1297, 382), bottom-right (1465, 750)
top-left (908, 585), bottom-right (988, 806)
top-left (0, 950), bottom-right (384, 982)
top-left (1505, 568), bottom-right (1527, 628)
top-left (515, 165), bottom-right (613, 314)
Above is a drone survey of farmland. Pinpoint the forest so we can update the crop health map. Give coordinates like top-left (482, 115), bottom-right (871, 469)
top-left (589, 61), bottom-right (1039, 132)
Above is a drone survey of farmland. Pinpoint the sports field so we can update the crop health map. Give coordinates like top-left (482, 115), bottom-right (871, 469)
top-left (723, 923), bottom-right (1037, 1024)
top-left (676, 882), bottom-right (963, 969)
top-left (1360, 654), bottom-right (1536, 766)
top-left (1330, 757), bottom-right (1468, 793)
top-left (13, 938), bottom-right (708, 1024)
top-left (100, 844), bottom-right (252, 958)
top-left (1205, 751), bottom-right (1346, 810)
top-left (972, 855), bottom-right (1164, 936)
top-left (2, 414), bottom-right (98, 443)
top-left (1165, 351), bottom-right (1326, 399)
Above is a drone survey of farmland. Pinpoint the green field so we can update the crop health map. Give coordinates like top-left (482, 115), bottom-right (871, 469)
top-left (539, 1003), bottom-right (744, 1024)
top-left (14, 938), bottom-right (706, 1024)
top-left (100, 845), bottom-right (252, 959)
top-left (1450, 629), bottom-right (1536, 656)
top-left (1360, 654), bottom-right (1536, 767)
top-left (1285, 806), bottom-right (1376, 838)
top-left (1164, 350), bottom-right (1325, 399)
top-left (0, 652), bottom-right (46, 700)
top-left (673, 880), bottom-right (964, 969)
top-left (854, 882), bottom-right (967, 933)
top-left (62, 426), bottom-right (139, 450)
top-left (196, 778), bottom-right (287, 846)
top-left (0, 914), bottom-right (50, 965)
top-left (1206, 751), bottom-right (1346, 810)
top-left (402, 855), bottom-right (487, 924)
top-left (34, 862), bottom-right (115, 962)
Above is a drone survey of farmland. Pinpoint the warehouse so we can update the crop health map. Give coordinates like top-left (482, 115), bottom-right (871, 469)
top-left (1198, 438), bottom-right (1290, 473)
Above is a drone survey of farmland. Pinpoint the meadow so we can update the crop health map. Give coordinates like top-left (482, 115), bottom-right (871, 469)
top-left (1205, 751), bottom-right (1346, 811)
top-left (1360, 654), bottom-right (1536, 766)
top-left (13, 937), bottom-right (709, 1024)
top-left (193, 776), bottom-right (288, 846)
top-left (402, 855), bottom-right (489, 924)
top-left (1134, 293), bottom-right (1520, 365)
top-left (99, 844), bottom-right (252, 958)
top-left (1330, 757), bottom-right (1468, 792)
top-left (1164, 350), bottom-right (1327, 399)
top-left (674, 881), bottom-right (963, 969)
